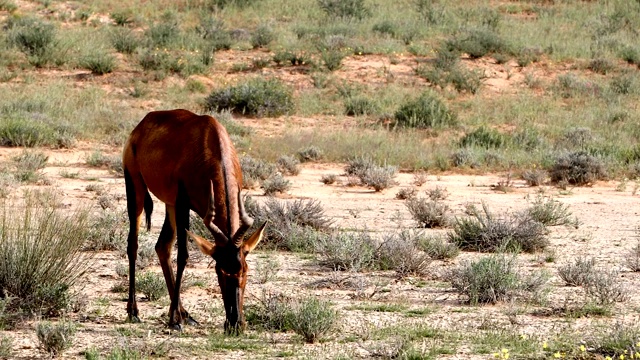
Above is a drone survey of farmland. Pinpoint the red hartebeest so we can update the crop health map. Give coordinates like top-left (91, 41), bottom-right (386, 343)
top-left (123, 109), bottom-right (266, 332)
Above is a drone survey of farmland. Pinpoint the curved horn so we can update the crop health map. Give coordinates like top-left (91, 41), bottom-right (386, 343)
top-left (204, 180), bottom-right (230, 246)
top-left (232, 190), bottom-right (254, 247)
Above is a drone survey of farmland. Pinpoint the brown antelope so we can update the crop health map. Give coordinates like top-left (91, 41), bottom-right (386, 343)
top-left (123, 109), bottom-right (266, 333)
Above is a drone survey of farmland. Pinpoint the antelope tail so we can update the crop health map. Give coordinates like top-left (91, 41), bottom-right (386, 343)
top-left (144, 191), bottom-right (153, 231)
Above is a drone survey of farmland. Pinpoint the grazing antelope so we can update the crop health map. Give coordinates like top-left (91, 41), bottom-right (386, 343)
top-left (123, 109), bottom-right (266, 333)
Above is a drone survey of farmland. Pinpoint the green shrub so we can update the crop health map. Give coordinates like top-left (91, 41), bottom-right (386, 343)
top-left (321, 50), bottom-right (345, 71)
top-left (276, 155), bottom-right (300, 176)
top-left (415, 234), bottom-right (460, 260)
top-left (36, 321), bottom-right (76, 356)
top-left (446, 254), bottom-right (548, 304)
top-left (84, 209), bottom-right (128, 251)
top-left (110, 10), bottom-right (134, 26)
top-left (262, 173), bottom-right (291, 195)
top-left (251, 24), bottom-right (274, 48)
top-left (138, 49), bottom-right (170, 71)
top-left (549, 151), bottom-right (607, 185)
top-left (317, 0), bottom-right (371, 20)
top-left (434, 48), bottom-right (459, 70)
top-left (146, 22), bottom-right (179, 48)
top-left (524, 195), bottom-right (578, 227)
top-left (448, 203), bottom-right (548, 253)
top-left (196, 17), bottom-right (233, 51)
top-left (0, 0), bottom-right (17, 12)
top-left (0, 117), bottom-right (75, 148)
top-left (297, 146), bottom-right (323, 162)
top-left (204, 78), bottom-right (294, 117)
top-left (8, 17), bottom-right (56, 67)
top-left (584, 269), bottom-right (628, 305)
top-left (372, 20), bottom-right (398, 37)
top-left (558, 257), bottom-right (597, 287)
top-left (344, 96), bottom-right (381, 116)
top-left (13, 150), bottom-right (48, 183)
top-left (245, 290), bottom-right (293, 331)
top-left (0, 194), bottom-right (90, 321)
top-left (459, 127), bottom-right (507, 149)
top-left (315, 230), bottom-right (376, 271)
top-left (377, 231), bottom-right (431, 277)
top-left (273, 50), bottom-right (311, 66)
top-left (588, 58), bottom-right (615, 75)
top-left (446, 28), bottom-right (509, 59)
top-left (556, 73), bottom-right (601, 98)
top-left (240, 155), bottom-right (276, 188)
top-left (135, 271), bottom-right (167, 301)
top-left (393, 92), bottom-right (456, 128)
top-left (609, 73), bottom-right (638, 95)
top-left (208, 0), bottom-right (261, 9)
top-left (406, 197), bottom-right (449, 228)
top-left (620, 46), bottom-right (640, 65)
top-left (289, 297), bottom-right (338, 343)
top-left (110, 28), bottom-right (141, 54)
top-left (447, 67), bottom-right (483, 93)
top-left (80, 52), bottom-right (116, 75)
top-left (247, 197), bottom-right (332, 251)
top-left (589, 323), bottom-right (640, 358)
top-left (0, 335), bottom-right (12, 358)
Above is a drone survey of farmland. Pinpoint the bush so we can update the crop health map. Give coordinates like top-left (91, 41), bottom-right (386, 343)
top-left (447, 67), bottom-right (483, 94)
top-left (321, 50), bottom-right (345, 71)
top-left (446, 254), bottom-right (548, 304)
top-left (8, 17), bottom-right (56, 67)
top-left (549, 151), bottom-right (607, 185)
top-left (80, 53), bottom-right (116, 75)
top-left (521, 169), bottom-right (547, 186)
top-left (588, 58), bottom-right (614, 75)
top-left (446, 28), bottom-right (509, 59)
top-left (248, 197), bottom-right (332, 251)
top-left (377, 231), bottom-right (431, 277)
top-left (110, 28), bottom-right (141, 54)
top-left (395, 187), bottom-right (417, 200)
top-left (620, 46), bottom-right (640, 65)
top-left (415, 234), bottom-right (459, 260)
top-left (13, 150), bottom-right (48, 183)
top-left (361, 164), bottom-right (397, 191)
top-left (36, 321), bottom-right (76, 356)
top-left (262, 173), bottom-right (291, 195)
top-left (276, 155), bottom-right (300, 176)
top-left (556, 73), bottom-right (601, 98)
top-left (84, 208), bottom-right (128, 251)
top-left (0, 195), bottom-right (90, 321)
top-left (135, 271), bottom-right (167, 301)
top-left (110, 10), bottom-right (134, 26)
top-left (146, 22), bottom-right (179, 48)
top-left (245, 290), bottom-right (293, 331)
top-left (393, 92), bottom-right (456, 128)
top-left (315, 230), bottom-right (377, 271)
top-left (0, 335), bottom-right (12, 358)
top-left (289, 297), bottom-right (338, 343)
top-left (459, 127), bottom-right (507, 149)
top-left (204, 78), bottom-right (294, 117)
top-left (240, 155), bottom-right (276, 188)
top-left (405, 197), bottom-right (449, 228)
top-left (558, 257), bottom-right (596, 287)
top-left (584, 269), bottom-right (628, 305)
top-left (321, 174), bottom-right (338, 184)
top-left (523, 195), bottom-right (578, 227)
top-left (589, 323), bottom-right (640, 358)
top-left (448, 203), bottom-right (548, 253)
top-left (317, 0), bottom-right (371, 20)
top-left (297, 146), bottom-right (323, 162)
top-left (344, 96), bottom-right (381, 116)
top-left (626, 240), bottom-right (640, 272)
top-left (251, 24), bottom-right (274, 48)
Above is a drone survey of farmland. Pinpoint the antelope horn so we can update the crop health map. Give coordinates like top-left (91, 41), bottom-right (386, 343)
top-left (204, 180), bottom-right (229, 246)
top-left (232, 190), bottom-right (254, 247)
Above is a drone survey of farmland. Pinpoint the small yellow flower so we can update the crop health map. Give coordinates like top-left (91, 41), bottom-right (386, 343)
top-left (502, 349), bottom-right (509, 353)
top-left (621, 355), bottom-right (625, 360)
top-left (580, 345), bottom-right (586, 352)
top-left (606, 357), bottom-right (612, 360)
top-left (493, 353), bottom-right (500, 358)
top-left (543, 341), bottom-right (548, 349)
top-left (554, 352), bottom-right (561, 358)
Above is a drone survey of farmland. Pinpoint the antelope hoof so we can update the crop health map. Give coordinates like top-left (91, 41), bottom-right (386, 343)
top-left (184, 316), bottom-right (199, 326)
top-left (127, 315), bottom-right (141, 323)
top-left (168, 323), bottom-right (183, 332)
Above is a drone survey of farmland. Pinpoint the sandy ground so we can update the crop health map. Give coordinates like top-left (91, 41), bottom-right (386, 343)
top-left (1, 145), bottom-right (638, 359)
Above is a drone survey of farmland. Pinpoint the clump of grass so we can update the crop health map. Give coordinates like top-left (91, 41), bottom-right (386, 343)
top-left (7, 17), bottom-right (57, 67)
top-left (314, 230), bottom-right (376, 271)
top-left (345, 157), bottom-right (397, 191)
top-left (549, 151), bottom-right (607, 186)
top-left (459, 126), bottom-right (507, 149)
top-left (588, 58), bottom-right (615, 75)
top-left (0, 334), bottom-right (12, 358)
top-left (240, 155), bottom-right (276, 188)
top-left (262, 173), bottom-right (291, 195)
top-left (393, 92), bottom-right (457, 129)
top-left (36, 321), bottom-right (76, 356)
top-left (251, 23), bottom-right (274, 48)
top-left (377, 231), bottom-right (431, 277)
top-left (317, 0), bottom-right (371, 20)
top-left (626, 240), bottom-right (640, 272)
top-left (521, 169), bottom-right (547, 186)
top-left (13, 150), bottom-right (48, 183)
top-left (523, 195), bottom-right (578, 227)
top-left (84, 209), bottom-right (128, 251)
top-left (254, 257), bottom-right (280, 284)
top-left (445, 28), bottom-right (509, 59)
top-left (448, 203), bottom-right (548, 253)
top-left (556, 73), bottom-right (601, 98)
top-left (110, 10), bottom-right (134, 26)
top-left (321, 50), bottom-right (345, 71)
top-left (135, 271), bottom-right (167, 301)
top-left (426, 186), bottom-right (448, 201)
top-left (80, 52), bottom-right (116, 75)
top-left (110, 28), bottom-right (141, 54)
top-left (589, 322), bottom-right (640, 358)
top-left (395, 187), bottom-right (417, 200)
top-left (415, 234), bottom-right (460, 260)
top-left (297, 146), bottom-right (323, 162)
top-left (584, 269), bottom-right (628, 305)
top-left (405, 197), bottom-right (449, 228)
top-left (558, 257), bottom-right (598, 287)
top-left (344, 95), bottom-right (381, 116)
top-left (204, 78), bottom-right (294, 117)
top-left (446, 254), bottom-right (548, 304)
top-left (245, 290), bottom-right (293, 331)
top-left (247, 197), bottom-right (332, 251)
top-left (321, 174), bottom-right (338, 184)
top-left (276, 155), bottom-right (300, 176)
top-left (289, 297), bottom-right (338, 343)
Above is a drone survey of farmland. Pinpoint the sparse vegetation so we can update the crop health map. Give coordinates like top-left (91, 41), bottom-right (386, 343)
top-left (289, 297), bottom-right (338, 343)
top-left (204, 78), bottom-right (294, 117)
top-left (549, 151), bottom-right (607, 185)
top-left (393, 92), bottom-right (457, 129)
top-left (405, 197), bottom-right (449, 228)
top-left (36, 320), bottom-right (76, 356)
top-left (135, 271), bottom-right (167, 301)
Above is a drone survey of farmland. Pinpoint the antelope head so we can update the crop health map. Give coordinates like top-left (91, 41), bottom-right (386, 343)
top-left (187, 183), bottom-right (266, 334)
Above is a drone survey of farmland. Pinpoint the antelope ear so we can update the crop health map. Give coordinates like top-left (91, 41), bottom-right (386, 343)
top-left (187, 230), bottom-right (216, 256)
top-left (242, 222), bottom-right (266, 254)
